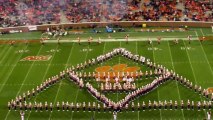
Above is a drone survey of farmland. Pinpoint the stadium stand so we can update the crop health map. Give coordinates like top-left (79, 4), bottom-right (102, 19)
top-left (0, 0), bottom-right (212, 27)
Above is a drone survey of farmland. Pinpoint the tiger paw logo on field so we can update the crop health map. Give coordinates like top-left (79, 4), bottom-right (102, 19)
top-left (20, 55), bottom-right (52, 61)
top-left (95, 64), bottom-right (140, 82)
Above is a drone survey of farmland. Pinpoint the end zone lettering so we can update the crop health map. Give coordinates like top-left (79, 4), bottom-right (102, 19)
top-left (21, 55), bottom-right (52, 61)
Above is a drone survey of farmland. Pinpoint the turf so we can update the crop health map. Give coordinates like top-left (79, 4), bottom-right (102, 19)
top-left (0, 27), bottom-right (212, 120)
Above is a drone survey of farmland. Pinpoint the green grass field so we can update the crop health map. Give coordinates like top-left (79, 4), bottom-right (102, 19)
top-left (0, 27), bottom-right (213, 120)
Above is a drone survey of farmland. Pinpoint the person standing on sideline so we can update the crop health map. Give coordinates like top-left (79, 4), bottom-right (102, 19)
top-left (188, 35), bottom-right (191, 44)
top-left (113, 111), bottom-right (117, 120)
top-left (125, 34), bottom-right (129, 44)
top-left (20, 111), bottom-right (25, 120)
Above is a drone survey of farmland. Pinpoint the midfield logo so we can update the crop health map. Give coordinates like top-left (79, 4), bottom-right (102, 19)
top-left (9, 48), bottom-right (211, 112)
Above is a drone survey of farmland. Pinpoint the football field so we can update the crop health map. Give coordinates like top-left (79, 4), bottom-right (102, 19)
top-left (0, 27), bottom-right (213, 120)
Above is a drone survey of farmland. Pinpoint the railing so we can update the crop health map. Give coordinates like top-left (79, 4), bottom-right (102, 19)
top-left (0, 21), bottom-right (212, 33)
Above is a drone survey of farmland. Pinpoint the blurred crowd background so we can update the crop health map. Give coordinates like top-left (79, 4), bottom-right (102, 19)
top-left (0, 0), bottom-right (212, 27)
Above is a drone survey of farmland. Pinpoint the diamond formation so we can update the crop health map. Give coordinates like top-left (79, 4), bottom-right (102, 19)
top-left (8, 48), bottom-right (212, 112)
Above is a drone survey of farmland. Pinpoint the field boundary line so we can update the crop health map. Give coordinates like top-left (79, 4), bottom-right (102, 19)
top-left (44, 37), bottom-right (199, 43)
top-left (27, 45), bottom-right (59, 119)
top-left (4, 45), bottom-right (43, 120)
top-left (167, 41), bottom-right (185, 120)
top-left (70, 44), bottom-right (89, 120)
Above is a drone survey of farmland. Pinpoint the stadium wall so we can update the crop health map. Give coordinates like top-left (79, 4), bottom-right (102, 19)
top-left (0, 21), bottom-right (212, 33)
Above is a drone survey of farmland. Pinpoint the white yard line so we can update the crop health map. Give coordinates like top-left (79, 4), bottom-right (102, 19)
top-left (167, 41), bottom-right (185, 120)
top-left (27, 45), bottom-right (59, 119)
top-left (0, 45), bottom-right (10, 63)
top-left (4, 45), bottom-right (42, 120)
top-left (182, 41), bottom-right (206, 117)
top-left (135, 41), bottom-right (139, 120)
top-left (0, 45), bottom-right (28, 93)
top-left (198, 42), bottom-right (213, 83)
top-left (195, 31), bottom-right (199, 38)
top-left (48, 43), bottom-right (75, 120)
top-left (200, 29), bottom-right (205, 36)
top-left (70, 44), bottom-right (89, 120)
top-left (0, 46), bottom-right (12, 64)
top-left (117, 41), bottom-right (121, 102)
top-left (45, 37), bottom-right (199, 43)
top-left (151, 43), bottom-right (162, 120)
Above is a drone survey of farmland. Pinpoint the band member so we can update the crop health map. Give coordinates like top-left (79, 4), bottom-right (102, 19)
top-left (88, 102), bottom-right (91, 112)
top-left (157, 37), bottom-right (161, 44)
top-left (153, 101), bottom-right (157, 110)
top-left (8, 102), bottom-right (11, 110)
top-left (88, 36), bottom-right (93, 45)
top-left (28, 102), bottom-right (32, 111)
top-left (174, 39), bottom-right (178, 44)
top-left (164, 100), bottom-right (167, 109)
top-left (83, 102), bottom-right (86, 111)
top-left (181, 100), bottom-right (184, 109)
top-left (20, 111), bottom-right (25, 120)
top-left (32, 88), bottom-right (35, 97)
top-left (174, 101), bottom-right (178, 109)
top-left (39, 102), bottom-right (43, 112)
top-left (45, 102), bottom-right (48, 111)
top-left (203, 101), bottom-right (207, 109)
top-left (50, 102), bottom-right (53, 112)
top-left (103, 104), bottom-right (107, 112)
top-left (191, 101), bottom-right (194, 109)
top-left (57, 102), bottom-right (60, 111)
top-left (77, 37), bottom-right (81, 45)
top-left (131, 102), bottom-right (135, 111)
top-left (125, 34), bottom-right (129, 44)
top-left (97, 104), bottom-right (101, 112)
top-left (187, 100), bottom-right (190, 110)
top-left (159, 101), bottom-right (162, 109)
top-left (113, 111), bottom-right (117, 120)
top-left (148, 100), bottom-right (152, 110)
top-left (169, 100), bottom-right (173, 110)
top-left (124, 104), bottom-right (128, 112)
top-left (76, 103), bottom-right (80, 111)
top-left (10, 41), bottom-right (15, 46)
top-left (27, 91), bottom-right (30, 99)
top-left (98, 37), bottom-right (101, 44)
top-left (40, 39), bottom-right (44, 45)
top-left (62, 101), bottom-right (65, 111)
top-left (34, 102), bottom-right (37, 112)
top-left (197, 101), bottom-right (201, 111)
top-left (71, 102), bottom-right (74, 111)
top-left (137, 102), bottom-right (140, 111)
top-left (148, 38), bottom-right (152, 44)
top-left (24, 102), bottom-right (27, 111)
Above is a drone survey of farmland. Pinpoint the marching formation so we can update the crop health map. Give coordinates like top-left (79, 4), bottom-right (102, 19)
top-left (9, 100), bottom-right (212, 112)
top-left (8, 48), bottom-right (213, 113)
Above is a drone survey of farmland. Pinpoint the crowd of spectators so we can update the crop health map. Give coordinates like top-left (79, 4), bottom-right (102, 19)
top-left (0, 0), bottom-right (61, 27)
top-left (0, 0), bottom-right (212, 28)
top-left (184, 0), bottom-right (212, 21)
